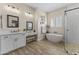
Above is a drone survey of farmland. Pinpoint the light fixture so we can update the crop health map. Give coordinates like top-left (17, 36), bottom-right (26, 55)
top-left (25, 12), bottom-right (33, 17)
top-left (4, 5), bottom-right (20, 14)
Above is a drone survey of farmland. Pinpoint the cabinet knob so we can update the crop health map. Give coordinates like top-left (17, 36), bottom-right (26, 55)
top-left (15, 38), bottom-right (18, 41)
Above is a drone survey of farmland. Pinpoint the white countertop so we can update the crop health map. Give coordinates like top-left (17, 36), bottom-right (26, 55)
top-left (0, 31), bottom-right (37, 36)
top-left (0, 31), bottom-right (26, 36)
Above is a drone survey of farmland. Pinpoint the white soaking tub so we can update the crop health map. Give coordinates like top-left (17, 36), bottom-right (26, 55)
top-left (46, 33), bottom-right (63, 43)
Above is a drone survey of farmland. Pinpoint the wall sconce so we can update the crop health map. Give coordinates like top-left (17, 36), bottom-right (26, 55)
top-left (4, 5), bottom-right (20, 14)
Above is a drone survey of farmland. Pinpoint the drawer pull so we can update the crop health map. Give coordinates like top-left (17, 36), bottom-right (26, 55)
top-left (4, 36), bottom-right (8, 38)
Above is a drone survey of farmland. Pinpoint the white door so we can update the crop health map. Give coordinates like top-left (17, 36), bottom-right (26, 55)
top-left (1, 35), bottom-right (14, 54)
top-left (65, 8), bottom-right (79, 54)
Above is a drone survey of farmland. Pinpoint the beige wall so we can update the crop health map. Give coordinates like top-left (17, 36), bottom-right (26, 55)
top-left (0, 3), bottom-right (35, 32)
top-left (47, 8), bottom-right (65, 34)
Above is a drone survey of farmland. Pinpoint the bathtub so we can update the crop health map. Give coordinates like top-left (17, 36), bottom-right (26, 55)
top-left (46, 33), bottom-right (63, 43)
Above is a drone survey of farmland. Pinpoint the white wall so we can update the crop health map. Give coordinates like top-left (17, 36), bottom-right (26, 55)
top-left (0, 3), bottom-right (35, 32)
top-left (0, 3), bottom-right (65, 41)
top-left (0, 3), bottom-right (48, 41)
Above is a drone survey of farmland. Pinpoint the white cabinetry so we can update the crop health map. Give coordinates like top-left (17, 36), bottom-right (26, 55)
top-left (0, 33), bottom-right (26, 54)
top-left (14, 34), bottom-right (26, 49)
top-left (1, 35), bottom-right (14, 54)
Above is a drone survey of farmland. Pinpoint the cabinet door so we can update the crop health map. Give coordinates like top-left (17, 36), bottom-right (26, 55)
top-left (1, 35), bottom-right (14, 54)
top-left (14, 34), bottom-right (26, 49)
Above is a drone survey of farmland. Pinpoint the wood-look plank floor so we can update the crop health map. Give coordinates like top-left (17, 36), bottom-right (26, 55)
top-left (6, 40), bottom-right (67, 55)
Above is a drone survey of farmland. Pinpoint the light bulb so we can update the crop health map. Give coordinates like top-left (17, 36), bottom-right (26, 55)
top-left (4, 5), bottom-right (20, 14)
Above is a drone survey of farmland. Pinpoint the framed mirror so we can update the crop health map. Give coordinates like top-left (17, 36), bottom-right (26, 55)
top-left (7, 15), bottom-right (19, 28)
top-left (26, 21), bottom-right (33, 30)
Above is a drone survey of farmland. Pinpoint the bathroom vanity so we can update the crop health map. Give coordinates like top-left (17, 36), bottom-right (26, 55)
top-left (26, 32), bottom-right (37, 43)
top-left (0, 32), bottom-right (26, 54)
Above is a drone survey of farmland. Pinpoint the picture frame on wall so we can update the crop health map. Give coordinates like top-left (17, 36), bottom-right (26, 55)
top-left (40, 16), bottom-right (45, 24)
top-left (7, 15), bottom-right (19, 28)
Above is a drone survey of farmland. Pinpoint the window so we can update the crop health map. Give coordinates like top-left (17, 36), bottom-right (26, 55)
top-left (50, 15), bottom-right (63, 28)
top-left (50, 16), bottom-right (56, 27)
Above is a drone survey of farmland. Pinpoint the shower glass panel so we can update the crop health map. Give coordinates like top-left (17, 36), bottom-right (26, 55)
top-left (65, 8), bottom-right (79, 55)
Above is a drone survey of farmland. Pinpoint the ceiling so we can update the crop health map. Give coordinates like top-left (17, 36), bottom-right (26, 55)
top-left (26, 3), bottom-right (72, 12)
